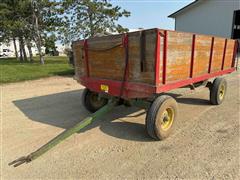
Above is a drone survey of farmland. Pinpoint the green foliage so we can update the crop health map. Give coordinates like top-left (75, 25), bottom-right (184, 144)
top-left (61, 0), bottom-right (130, 43)
top-left (44, 34), bottom-right (57, 54)
top-left (0, 0), bottom-right (130, 45)
top-left (31, 0), bottom-right (66, 36)
top-left (0, 0), bottom-right (130, 64)
top-left (0, 0), bottom-right (35, 38)
top-left (0, 0), bottom-right (66, 63)
top-left (0, 1), bottom-right (23, 41)
top-left (0, 56), bottom-right (74, 83)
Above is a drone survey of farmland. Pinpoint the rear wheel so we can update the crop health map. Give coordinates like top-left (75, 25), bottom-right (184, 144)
top-left (146, 95), bottom-right (178, 140)
top-left (82, 88), bottom-right (108, 113)
top-left (210, 77), bottom-right (227, 105)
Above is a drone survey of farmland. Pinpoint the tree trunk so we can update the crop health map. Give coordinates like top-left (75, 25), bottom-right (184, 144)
top-left (13, 37), bottom-right (19, 60)
top-left (33, 7), bottom-right (44, 64)
top-left (88, 8), bottom-right (94, 37)
top-left (23, 43), bottom-right (28, 62)
top-left (26, 40), bottom-right (33, 62)
top-left (18, 40), bottom-right (23, 62)
top-left (19, 37), bottom-right (28, 61)
top-left (35, 40), bottom-right (44, 64)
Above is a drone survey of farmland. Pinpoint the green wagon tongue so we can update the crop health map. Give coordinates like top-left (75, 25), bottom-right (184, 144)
top-left (8, 99), bottom-right (118, 168)
top-left (8, 156), bottom-right (32, 167)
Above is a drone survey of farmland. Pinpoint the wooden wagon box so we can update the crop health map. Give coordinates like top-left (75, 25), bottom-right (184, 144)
top-left (72, 28), bottom-right (238, 99)
top-left (8, 29), bottom-right (239, 164)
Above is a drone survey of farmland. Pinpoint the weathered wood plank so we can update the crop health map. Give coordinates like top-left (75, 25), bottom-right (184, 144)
top-left (223, 40), bottom-right (235, 69)
top-left (211, 38), bottom-right (225, 72)
top-left (127, 29), bottom-right (156, 84)
top-left (193, 35), bottom-right (212, 76)
top-left (165, 31), bottom-right (192, 82)
top-left (72, 42), bottom-right (86, 76)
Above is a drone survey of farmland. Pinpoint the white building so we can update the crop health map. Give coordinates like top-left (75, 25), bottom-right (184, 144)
top-left (0, 40), bottom-right (66, 57)
top-left (0, 40), bottom-right (39, 57)
top-left (168, 0), bottom-right (240, 39)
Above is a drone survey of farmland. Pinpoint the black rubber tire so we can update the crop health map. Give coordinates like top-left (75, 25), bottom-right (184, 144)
top-left (82, 88), bottom-right (108, 113)
top-left (210, 77), bottom-right (227, 105)
top-left (146, 95), bottom-right (178, 140)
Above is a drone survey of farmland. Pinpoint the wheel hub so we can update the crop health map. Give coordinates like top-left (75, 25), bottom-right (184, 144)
top-left (89, 93), bottom-right (105, 108)
top-left (219, 84), bottom-right (225, 100)
top-left (161, 108), bottom-right (174, 131)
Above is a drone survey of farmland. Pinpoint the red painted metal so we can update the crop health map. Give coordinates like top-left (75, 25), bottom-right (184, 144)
top-left (162, 30), bottom-right (168, 84)
top-left (79, 76), bottom-right (155, 99)
top-left (120, 34), bottom-right (129, 97)
top-left (231, 40), bottom-right (238, 67)
top-left (221, 39), bottom-right (228, 70)
top-left (155, 29), bottom-right (161, 87)
top-left (78, 68), bottom-right (235, 99)
top-left (123, 34), bottom-right (129, 81)
top-left (190, 34), bottom-right (196, 78)
top-left (157, 68), bottom-right (235, 93)
top-left (83, 40), bottom-right (90, 77)
top-left (208, 37), bottom-right (215, 73)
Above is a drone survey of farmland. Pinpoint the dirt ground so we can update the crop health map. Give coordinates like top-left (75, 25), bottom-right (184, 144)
top-left (1, 72), bottom-right (240, 179)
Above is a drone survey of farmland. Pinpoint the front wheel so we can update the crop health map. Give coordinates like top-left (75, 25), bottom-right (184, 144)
top-left (146, 95), bottom-right (178, 140)
top-left (210, 77), bottom-right (227, 105)
top-left (82, 88), bottom-right (108, 113)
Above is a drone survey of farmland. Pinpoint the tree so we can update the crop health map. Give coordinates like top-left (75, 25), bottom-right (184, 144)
top-left (45, 34), bottom-right (57, 55)
top-left (0, 0), bottom-right (21, 60)
top-left (0, 0), bottom-right (65, 64)
top-left (0, 0), bottom-right (130, 63)
top-left (0, 0), bottom-right (32, 62)
top-left (30, 0), bottom-right (65, 64)
top-left (61, 0), bottom-right (130, 43)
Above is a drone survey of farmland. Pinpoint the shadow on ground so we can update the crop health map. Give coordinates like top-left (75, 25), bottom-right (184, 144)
top-left (164, 92), bottom-right (211, 106)
top-left (13, 90), bottom-right (210, 142)
top-left (13, 90), bottom-right (152, 142)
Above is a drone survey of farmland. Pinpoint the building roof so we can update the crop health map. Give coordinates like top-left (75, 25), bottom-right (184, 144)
top-left (168, 0), bottom-right (200, 18)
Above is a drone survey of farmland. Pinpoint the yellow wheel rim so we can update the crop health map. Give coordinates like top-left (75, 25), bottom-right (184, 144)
top-left (219, 84), bottom-right (225, 101)
top-left (160, 107), bottom-right (174, 131)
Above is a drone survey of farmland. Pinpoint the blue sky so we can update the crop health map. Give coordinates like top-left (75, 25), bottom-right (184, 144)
top-left (111, 0), bottom-right (194, 30)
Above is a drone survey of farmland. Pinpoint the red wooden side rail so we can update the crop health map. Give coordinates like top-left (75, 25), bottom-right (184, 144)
top-left (190, 34), bottom-right (196, 78)
top-left (162, 30), bottom-right (168, 84)
top-left (155, 29), bottom-right (161, 87)
top-left (221, 39), bottom-right (228, 70)
top-left (208, 37), bottom-right (215, 73)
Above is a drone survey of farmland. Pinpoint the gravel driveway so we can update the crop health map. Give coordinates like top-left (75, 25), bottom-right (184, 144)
top-left (1, 72), bottom-right (239, 179)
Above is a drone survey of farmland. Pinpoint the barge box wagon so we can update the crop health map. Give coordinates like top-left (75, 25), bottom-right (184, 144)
top-left (8, 29), bottom-right (239, 167)
top-left (72, 28), bottom-right (238, 99)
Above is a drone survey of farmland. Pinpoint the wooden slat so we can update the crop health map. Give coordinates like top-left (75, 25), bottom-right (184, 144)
top-left (193, 35), bottom-right (212, 76)
top-left (72, 42), bottom-right (86, 76)
top-left (166, 31), bottom-right (192, 82)
top-left (128, 29), bottom-right (156, 84)
top-left (223, 40), bottom-right (235, 69)
top-left (211, 38), bottom-right (225, 72)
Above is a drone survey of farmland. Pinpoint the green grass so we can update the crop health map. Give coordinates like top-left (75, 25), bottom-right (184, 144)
top-left (0, 56), bottom-right (74, 84)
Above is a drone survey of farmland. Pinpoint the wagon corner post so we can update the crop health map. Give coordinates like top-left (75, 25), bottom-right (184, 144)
top-left (155, 28), bottom-right (161, 89)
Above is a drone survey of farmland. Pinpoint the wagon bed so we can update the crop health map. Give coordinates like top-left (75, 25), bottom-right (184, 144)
top-left (72, 28), bottom-right (238, 99)
top-left (9, 29), bottom-right (239, 167)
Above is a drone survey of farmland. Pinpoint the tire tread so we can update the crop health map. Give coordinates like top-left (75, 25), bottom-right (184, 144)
top-left (146, 95), bottom-right (175, 140)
